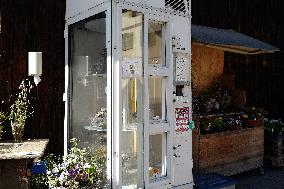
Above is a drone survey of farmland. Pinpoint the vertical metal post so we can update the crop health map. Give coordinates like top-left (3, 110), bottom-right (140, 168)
top-left (106, 2), bottom-right (113, 187)
top-left (63, 25), bottom-right (69, 156)
top-left (112, 2), bottom-right (122, 188)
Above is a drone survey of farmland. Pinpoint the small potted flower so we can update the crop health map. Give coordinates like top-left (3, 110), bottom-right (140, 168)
top-left (224, 116), bottom-right (243, 131)
top-left (210, 117), bottom-right (226, 133)
top-left (242, 107), bottom-right (263, 127)
top-left (200, 117), bottom-right (226, 134)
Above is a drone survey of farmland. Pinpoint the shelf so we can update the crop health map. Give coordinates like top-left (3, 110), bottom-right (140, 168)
top-left (84, 126), bottom-right (107, 132)
top-left (84, 74), bottom-right (106, 79)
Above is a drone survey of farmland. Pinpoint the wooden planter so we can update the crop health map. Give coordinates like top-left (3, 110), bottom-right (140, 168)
top-left (193, 126), bottom-right (264, 176)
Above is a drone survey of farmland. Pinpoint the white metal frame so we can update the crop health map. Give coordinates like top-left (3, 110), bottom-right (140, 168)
top-left (146, 14), bottom-right (173, 189)
top-left (116, 2), bottom-right (174, 188)
top-left (65, 0), bottom-right (192, 188)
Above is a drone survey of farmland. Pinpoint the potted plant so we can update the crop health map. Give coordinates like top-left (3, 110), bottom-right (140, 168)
top-left (8, 79), bottom-right (33, 142)
top-left (32, 138), bottom-right (107, 188)
top-left (264, 118), bottom-right (284, 140)
top-left (224, 116), bottom-right (243, 131)
top-left (211, 117), bottom-right (226, 132)
top-left (242, 107), bottom-right (263, 127)
top-left (200, 117), bottom-right (227, 134)
top-left (0, 111), bottom-right (6, 140)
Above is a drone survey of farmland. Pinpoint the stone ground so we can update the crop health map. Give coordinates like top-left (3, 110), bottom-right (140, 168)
top-left (232, 166), bottom-right (284, 189)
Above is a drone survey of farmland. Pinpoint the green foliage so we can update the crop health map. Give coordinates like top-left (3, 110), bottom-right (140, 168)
top-left (0, 111), bottom-right (6, 139)
top-left (203, 117), bottom-right (226, 132)
top-left (200, 115), bottom-right (243, 134)
top-left (0, 111), bottom-right (5, 122)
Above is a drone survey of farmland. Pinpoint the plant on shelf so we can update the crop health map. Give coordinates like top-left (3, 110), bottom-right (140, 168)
top-left (242, 107), bottom-right (263, 127)
top-left (194, 79), bottom-right (234, 114)
top-left (200, 117), bottom-right (226, 134)
top-left (199, 115), bottom-right (244, 134)
top-left (32, 138), bottom-right (107, 188)
top-left (211, 117), bottom-right (226, 132)
top-left (89, 108), bottom-right (107, 130)
top-left (224, 116), bottom-right (243, 130)
top-left (8, 79), bottom-right (33, 142)
top-left (0, 111), bottom-right (6, 140)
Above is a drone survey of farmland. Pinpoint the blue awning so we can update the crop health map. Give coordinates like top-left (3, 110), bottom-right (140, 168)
top-left (192, 25), bottom-right (280, 55)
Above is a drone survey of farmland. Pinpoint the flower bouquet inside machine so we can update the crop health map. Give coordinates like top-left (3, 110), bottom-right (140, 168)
top-left (88, 108), bottom-right (107, 131)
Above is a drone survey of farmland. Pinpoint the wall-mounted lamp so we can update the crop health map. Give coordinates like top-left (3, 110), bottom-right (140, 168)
top-left (28, 52), bottom-right (42, 85)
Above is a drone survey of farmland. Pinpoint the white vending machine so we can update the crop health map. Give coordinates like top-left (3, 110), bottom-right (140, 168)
top-left (64, 0), bottom-right (193, 188)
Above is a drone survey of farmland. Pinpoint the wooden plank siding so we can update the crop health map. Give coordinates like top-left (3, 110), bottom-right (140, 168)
top-left (0, 0), bottom-right (66, 154)
top-left (197, 126), bottom-right (264, 175)
top-left (192, 0), bottom-right (284, 118)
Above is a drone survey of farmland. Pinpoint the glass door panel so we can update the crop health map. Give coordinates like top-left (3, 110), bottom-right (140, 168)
top-left (149, 133), bottom-right (167, 182)
top-left (121, 10), bottom-right (144, 189)
top-left (147, 18), bottom-right (171, 187)
top-left (148, 21), bottom-right (166, 66)
top-left (148, 77), bottom-right (167, 122)
top-left (69, 12), bottom-right (108, 187)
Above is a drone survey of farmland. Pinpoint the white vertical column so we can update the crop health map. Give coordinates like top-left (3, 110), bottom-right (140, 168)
top-left (106, 3), bottom-right (112, 187)
top-left (112, 2), bottom-right (122, 189)
top-left (63, 25), bottom-right (69, 156)
top-left (143, 13), bottom-right (150, 189)
top-left (166, 18), bottom-right (174, 184)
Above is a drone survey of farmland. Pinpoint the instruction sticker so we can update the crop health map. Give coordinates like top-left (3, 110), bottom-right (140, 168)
top-left (122, 58), bottom-right (142, 77)
top-left (175, 107), bottom-right (190, 132)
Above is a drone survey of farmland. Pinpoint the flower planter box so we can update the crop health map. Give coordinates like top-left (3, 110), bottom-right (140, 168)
top-left (193, 126), bottom-right (264, 176)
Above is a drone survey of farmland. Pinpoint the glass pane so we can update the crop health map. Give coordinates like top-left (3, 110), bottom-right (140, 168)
top-left (122, 11), bottom-right (143, 60)
top-left (149, 134), bottom-right (167, 181)
top-left (148, 21), bottom-right (165, 65)
top-left (69, 12), bottom-right (107, 186)
top-left (149, 77), bottom-right (167, 122)
top-left (122, 78), bottom-right (143, 127)
top-left (122, 10), bottom-right (144, 189)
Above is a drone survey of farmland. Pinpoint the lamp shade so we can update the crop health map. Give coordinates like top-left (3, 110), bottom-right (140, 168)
top-left (28, 52), bottom-right (42, 76)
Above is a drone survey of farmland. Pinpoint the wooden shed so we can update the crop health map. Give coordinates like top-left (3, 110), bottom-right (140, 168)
top-left (191, 24), bottom-right (279, 176)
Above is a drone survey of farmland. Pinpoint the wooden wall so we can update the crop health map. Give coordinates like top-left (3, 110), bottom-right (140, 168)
top-left (192, 43), bottom-right (224, 94)
top-left (0, 0), bottom-right (66, 154)
top-left (192, 0), bottom-right (284, 118)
